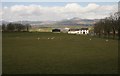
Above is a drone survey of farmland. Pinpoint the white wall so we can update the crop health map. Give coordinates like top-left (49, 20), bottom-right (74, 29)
top-left (68, 31), bottom-right (80, 34)
top-left (68, 30), bottom-right (89, 34)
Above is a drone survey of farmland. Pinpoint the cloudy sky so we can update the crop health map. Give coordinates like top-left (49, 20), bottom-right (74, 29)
top-left (1, 2), bottom-right (118, 21)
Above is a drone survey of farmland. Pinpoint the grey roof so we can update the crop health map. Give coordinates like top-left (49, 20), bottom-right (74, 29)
top-left (69, 29), bottom-right (80, 31)
top-left (81, 28), bottom-right (88, 30)
top-left (68, 28), bottom-right (88, 31)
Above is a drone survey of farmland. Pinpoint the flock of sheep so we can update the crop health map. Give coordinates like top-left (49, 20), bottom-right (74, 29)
top-left (36, 37), bottom-right (109, 42)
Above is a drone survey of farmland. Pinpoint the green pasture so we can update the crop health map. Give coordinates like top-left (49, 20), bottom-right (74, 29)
top-left (2, 32), bottom-right (118, 74)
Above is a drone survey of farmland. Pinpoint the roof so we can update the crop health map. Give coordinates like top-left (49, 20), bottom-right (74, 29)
top-left (52, 29), bottom-right (60, 32)
top-left (69, 29), bottom-right (80, 31)
top-left (52, 29), bottom-right (60, 30)
top-left (81, 28), bottom-right (88, 30)
top-left (68, 28), bottom-right (88, 31)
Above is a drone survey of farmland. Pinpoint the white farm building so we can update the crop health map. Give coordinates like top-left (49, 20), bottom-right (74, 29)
top-left (68, 28), bottom-right (89, 35)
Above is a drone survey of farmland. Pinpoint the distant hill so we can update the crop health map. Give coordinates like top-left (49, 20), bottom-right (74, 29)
top-left (0, 20), bottom-right (9, 25)
top-left (56, 17), bottom-right (99, 26)
top-left (0, 17), bottom-right (99, 27)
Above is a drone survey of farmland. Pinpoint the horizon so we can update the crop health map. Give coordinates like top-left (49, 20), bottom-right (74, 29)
top-left (1, 17), bottom-right (100, 22)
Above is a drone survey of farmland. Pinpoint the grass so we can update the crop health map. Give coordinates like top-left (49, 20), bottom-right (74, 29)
top-left (2, 32), bottom-right (118, 74)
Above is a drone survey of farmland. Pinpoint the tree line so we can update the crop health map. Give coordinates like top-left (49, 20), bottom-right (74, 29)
top-left (94, 12), bottom-right (120, 39)
top-left (2, 23), bottom-right (31, 32)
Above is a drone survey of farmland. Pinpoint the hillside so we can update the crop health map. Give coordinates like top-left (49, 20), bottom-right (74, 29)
top-left (1, 17), bottom-right (99, 28)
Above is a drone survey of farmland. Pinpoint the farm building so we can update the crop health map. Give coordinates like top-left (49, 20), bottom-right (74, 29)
top-left (68, 28), bottom-right (89, 35)
top-left (61, 28), bottom-right (70, 33)
top-left (68, 29), bottom-right (80, 34)
top-left (80, 28), bottom-right (89, 34)
top-left (52, 29), bottom-right (61, 33)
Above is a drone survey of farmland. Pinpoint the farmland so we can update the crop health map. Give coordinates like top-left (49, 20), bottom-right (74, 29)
top-left (2, 32), bottom-right (118, 74)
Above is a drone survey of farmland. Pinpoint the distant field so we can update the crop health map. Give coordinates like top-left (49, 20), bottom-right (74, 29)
top-left (2, 32), bottom-right (118, 74)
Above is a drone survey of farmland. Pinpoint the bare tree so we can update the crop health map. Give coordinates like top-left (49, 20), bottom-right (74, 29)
top-left (2, 23), bottom-right (6, 32)
top-left (7, 23), bottom-right (15, 32)
top-left (25, 24), bottom-right (31, 32)
top-left (94, 12), bottom-right (120, 39)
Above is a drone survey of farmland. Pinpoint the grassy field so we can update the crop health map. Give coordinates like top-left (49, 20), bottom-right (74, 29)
top-left (2, 32), bottom-right (118, 74)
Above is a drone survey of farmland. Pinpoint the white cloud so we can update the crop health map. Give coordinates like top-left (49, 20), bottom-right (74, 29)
top-left (2, 3), bottom-right (118, 21)
top-left (83, 3), bottom-right (100, 12)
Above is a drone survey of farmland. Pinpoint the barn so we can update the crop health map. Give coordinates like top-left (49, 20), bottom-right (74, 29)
top-left (68, 29), bottom-right (80, 34)
top-left (52, 29), bottom-right (61, 33)
top-left (68, 28), bottom-right (89, 35)
top-left (80, 28), bottom-right (89, 34)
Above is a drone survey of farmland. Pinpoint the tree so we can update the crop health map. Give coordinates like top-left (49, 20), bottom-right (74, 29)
top-left (2, 23), bottom-right (6, 32)
top-left (116, 12), bottom-right (120, 39)
top-left (94, 12), bottom-right (120, 39)
top-left (15, 23), bottom-right (25, 32)
top-left (111, 12), bottom-right (120, 39)
top-left (25, 24), bottom-right (31, 32)
top-left (7, 23), bottom-right (15, 32)
top-left (103, 18), bottom-right (112, 38)
top-left (94, 20), bottom-right (104, 37)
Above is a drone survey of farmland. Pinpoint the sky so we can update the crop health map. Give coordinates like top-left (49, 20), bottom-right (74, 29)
top-left (1, 0), bottom-right (120, 2)
top-left (0, 0), bottom-right (119, 21)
